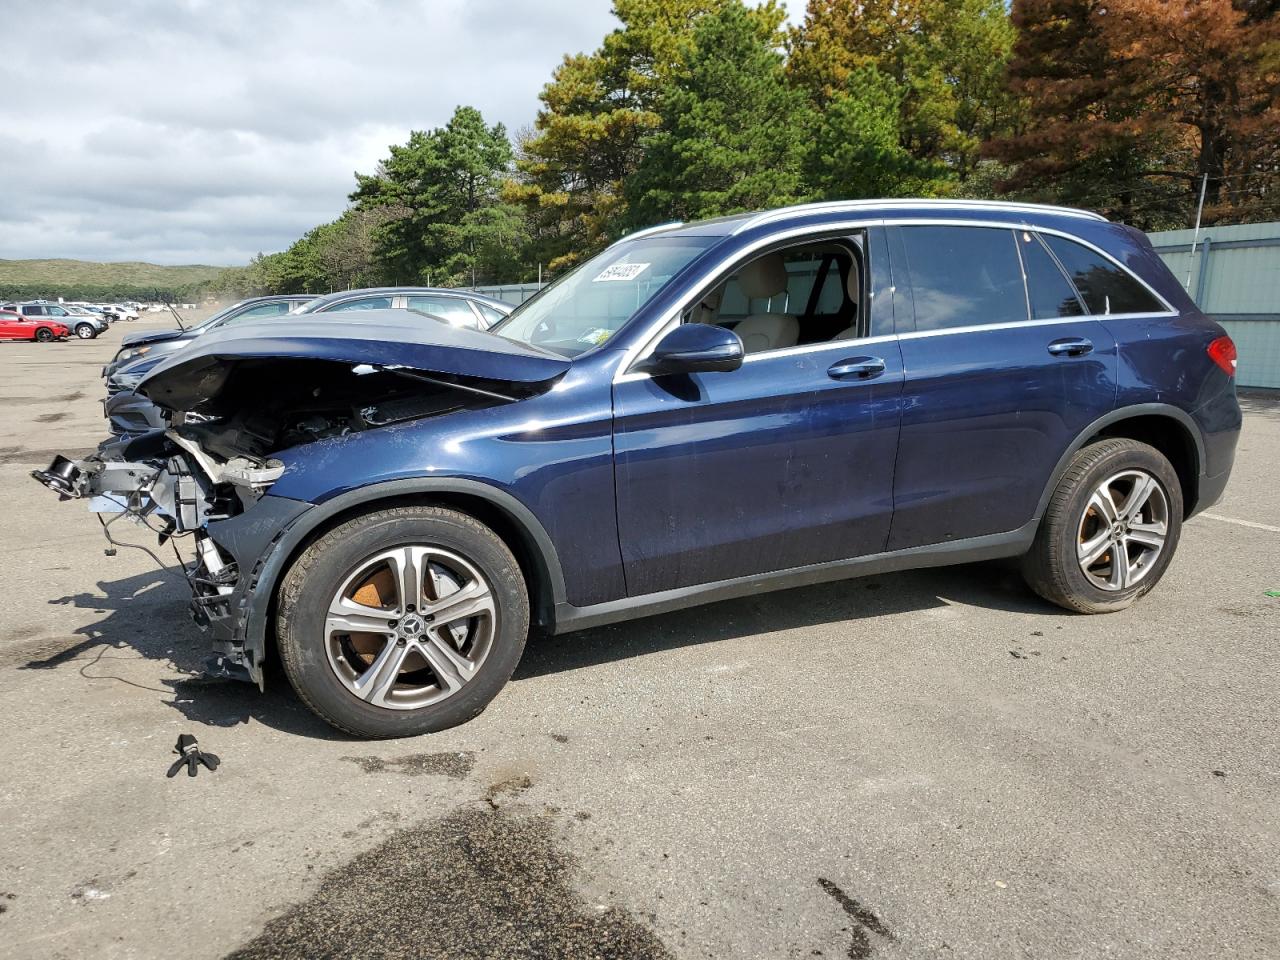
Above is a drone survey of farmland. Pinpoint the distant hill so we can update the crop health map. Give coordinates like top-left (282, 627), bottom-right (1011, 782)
top-left (0, 258), bottom-right (234, 301)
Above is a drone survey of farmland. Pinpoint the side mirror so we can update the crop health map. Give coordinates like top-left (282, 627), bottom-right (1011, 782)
top-left (641, 324), bottom-right (744, 376)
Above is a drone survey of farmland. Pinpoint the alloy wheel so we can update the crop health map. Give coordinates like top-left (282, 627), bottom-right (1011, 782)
top-left (324, 545), bottom-right (496, 709)
top-left (76, 324), bottom-right (95, 339)
top-left (1077, 469), bottom-right (1170, 591)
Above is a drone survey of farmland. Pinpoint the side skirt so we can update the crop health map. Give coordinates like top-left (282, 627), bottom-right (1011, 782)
top-left (552, 519), bottom-right (1040, 635)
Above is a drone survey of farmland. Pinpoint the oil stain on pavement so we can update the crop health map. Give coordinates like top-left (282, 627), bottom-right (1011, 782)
top-left (341, 751), bottom-right (476, 779)
top-left (224, 804), bottom-right (673, 960)
top-left (817, 878), bottom-right (895, 959)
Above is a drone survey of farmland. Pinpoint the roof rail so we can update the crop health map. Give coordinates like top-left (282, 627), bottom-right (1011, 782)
top-left (732, 199), bottom-right (1106, 233)
top-left (608, 221), bottom-right (684, 248)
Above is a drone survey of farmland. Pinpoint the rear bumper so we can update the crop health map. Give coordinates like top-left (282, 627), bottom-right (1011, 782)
top-left (1190, 384), bottom-right (1242, 515)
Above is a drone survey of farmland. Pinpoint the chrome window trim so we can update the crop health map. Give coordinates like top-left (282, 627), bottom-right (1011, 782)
top-left (614, 333), bottom-right (900, 384)
top-left (613, 217), bottom-right (1174, 384)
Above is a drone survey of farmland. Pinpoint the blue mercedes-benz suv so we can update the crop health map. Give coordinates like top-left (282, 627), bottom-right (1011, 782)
top-left (34, 200), bottom-right (1241, 738)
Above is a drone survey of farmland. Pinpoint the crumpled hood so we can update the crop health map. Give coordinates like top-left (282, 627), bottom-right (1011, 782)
top-left (137, 308), bottom-right (570, 412)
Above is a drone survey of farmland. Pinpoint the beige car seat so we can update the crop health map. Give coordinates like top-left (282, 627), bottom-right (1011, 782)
top-left (833, 257), bottom-right (862, 340)
top-left (731, 254), bottom-right (798, 353)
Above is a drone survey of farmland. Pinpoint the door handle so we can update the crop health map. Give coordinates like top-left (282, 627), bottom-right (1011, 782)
top-left (1047, 337), bottom-right (1093, 357)
top-left (828, 356), bottom-right (886, 381)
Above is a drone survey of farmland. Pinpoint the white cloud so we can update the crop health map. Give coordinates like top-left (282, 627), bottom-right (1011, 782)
top-left (0, 0), bottom-right (623, 265)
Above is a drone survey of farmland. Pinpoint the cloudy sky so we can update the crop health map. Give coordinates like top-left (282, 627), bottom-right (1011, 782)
top-left (0, 0), bottom-right (637, 266)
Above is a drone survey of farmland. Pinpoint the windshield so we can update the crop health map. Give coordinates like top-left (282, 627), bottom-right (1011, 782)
top-left (491, 235), bottom-right (716, 357)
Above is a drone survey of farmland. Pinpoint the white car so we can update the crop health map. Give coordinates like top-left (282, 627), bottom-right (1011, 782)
top-left (101, 303), bottom-right (140, 322)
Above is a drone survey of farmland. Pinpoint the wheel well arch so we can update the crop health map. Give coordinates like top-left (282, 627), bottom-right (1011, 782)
top-left (1085, 414), bottom-right (1199, 516)
top-left (250, 481), bottom-right (566, 679)
top-left (1038, 405), bottom-right (1204, 522)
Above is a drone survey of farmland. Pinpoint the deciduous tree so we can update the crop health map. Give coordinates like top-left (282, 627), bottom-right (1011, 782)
top-left (989, 0), bottom-right (1280, 226)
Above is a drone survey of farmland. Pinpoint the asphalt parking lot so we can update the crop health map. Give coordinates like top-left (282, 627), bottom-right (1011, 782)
top-left (1, 317), bottom-right (1278, 960)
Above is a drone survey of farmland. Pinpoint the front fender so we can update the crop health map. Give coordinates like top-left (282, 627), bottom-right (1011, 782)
top-left (211, 478), bottom-right (569, 687)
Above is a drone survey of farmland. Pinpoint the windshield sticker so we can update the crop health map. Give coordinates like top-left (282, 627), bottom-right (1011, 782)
top-left (576, 328), bottom-right (613, 345)
top-left (593, 262), bottom-right (649, 282)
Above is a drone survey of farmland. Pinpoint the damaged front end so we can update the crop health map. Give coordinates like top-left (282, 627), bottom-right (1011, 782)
top-left (31, 427), bottom-right (287, 682)
top-left (31, 311), bottom-right (570, 686)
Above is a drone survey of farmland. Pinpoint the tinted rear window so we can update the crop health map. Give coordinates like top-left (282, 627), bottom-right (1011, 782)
top-left (899, 226), bottom-right (1027, 331)
top-left (1041, 234), bottom-right (1165, 315)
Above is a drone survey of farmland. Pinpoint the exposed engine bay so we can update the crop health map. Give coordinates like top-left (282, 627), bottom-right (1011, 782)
top-left (30, 356), bottom-right (539, 683)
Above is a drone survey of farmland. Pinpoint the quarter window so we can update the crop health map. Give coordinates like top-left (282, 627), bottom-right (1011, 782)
top-left (475, 302), bottom-right (507, 325)
top-left (406, 296), bottom-right (481, 328)
top-left (1040, 234), bottom-right (1165, 315)
top-left (1018, 231), bottom-right (1085, 319)
top-left (898, 226), bottom-right (1027, 331)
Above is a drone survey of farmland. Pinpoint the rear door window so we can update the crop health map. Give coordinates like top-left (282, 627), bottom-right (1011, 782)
top-left (1040, 234), bottom-right (1165, 315)
top-left (898, 226), bottom-right (1027, 331)
top-left (1017, 231), bottom-right (1085, 319)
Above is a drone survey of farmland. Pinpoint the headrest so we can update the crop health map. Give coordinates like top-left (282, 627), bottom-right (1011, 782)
top-left (738, 253), bottom-right (788, 300)
top-left (846, 257), bottom-right (861, 301)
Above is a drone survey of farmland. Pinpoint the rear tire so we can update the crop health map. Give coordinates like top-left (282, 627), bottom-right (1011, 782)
top-left (74, 323), bottom-right (96, 339)
top-left (1022, 438), bottom-right (1182, 613)
top-left (276, 505), bottom-right (529, 738)
top-left (35, 327), bottom-right (54, 342)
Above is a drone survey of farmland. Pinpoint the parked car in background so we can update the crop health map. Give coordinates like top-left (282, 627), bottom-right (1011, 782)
top-left (106, 294), bottom-right (314, 378)
top-left (34, 199), bottom-right (1241, 738)
top-left (101, 303), bottom-right (140, 322)
top-left (65, 305), bottom-right (111, 326)
top-left (0, 309), bottom-right (69, 342)
top-left (2, 302), bottom-right (106, 339)
top-left (294, 287), bottom-right (512, 329)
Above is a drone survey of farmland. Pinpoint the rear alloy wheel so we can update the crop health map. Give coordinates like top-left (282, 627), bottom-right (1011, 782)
top-left (74, 323), bottom-right (96, 339)
top-left (277, 506), bottom-right (529, 738)
top-left (1022, 438), bottom-right (1183, 613)
top-left (35, 327), bottom-right (54, 342)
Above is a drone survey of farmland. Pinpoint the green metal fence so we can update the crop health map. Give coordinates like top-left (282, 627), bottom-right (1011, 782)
top-left (1150, 221), bottom-right (1280, 389)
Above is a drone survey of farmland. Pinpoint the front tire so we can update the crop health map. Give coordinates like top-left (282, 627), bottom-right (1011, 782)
top-left (74, 323), bottom-right (96, 339)
top-left (35, 327), bottom-right (54, 342)
top-left (1022, 438), bottom-right (1182, 613)
top-left (276, 505), bottom-right (529, 738)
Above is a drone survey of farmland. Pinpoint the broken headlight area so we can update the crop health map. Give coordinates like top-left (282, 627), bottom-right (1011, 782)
top-left (30, 356), bottom-right (529, 683)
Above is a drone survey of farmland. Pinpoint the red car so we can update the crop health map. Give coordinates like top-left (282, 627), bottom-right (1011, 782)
top-left (0, 310), bottom-right (69, 342)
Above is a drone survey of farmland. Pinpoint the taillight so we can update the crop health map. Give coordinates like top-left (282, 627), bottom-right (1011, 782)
top-left (1207, 336), bottom-right (1237, 376)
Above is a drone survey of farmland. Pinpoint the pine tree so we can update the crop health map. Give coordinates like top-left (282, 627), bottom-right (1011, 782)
top-left (626, 2), bottom-right (811, 224)
top-left (351, 106), bottom-right (520, 283)
top-left (511, 0), bottom-right (786, 271)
